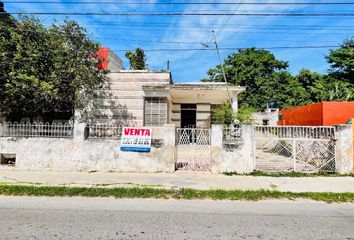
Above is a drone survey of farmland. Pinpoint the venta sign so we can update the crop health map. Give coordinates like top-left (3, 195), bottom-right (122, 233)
top-left (120, 127), bottom-right (152, 153)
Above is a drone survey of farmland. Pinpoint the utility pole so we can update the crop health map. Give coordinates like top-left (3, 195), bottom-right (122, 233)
top-left (212, 30), bottom-right (232, 105)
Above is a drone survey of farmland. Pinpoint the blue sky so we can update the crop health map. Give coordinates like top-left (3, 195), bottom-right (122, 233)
top-left (3, 0), bottom-right (354, 82)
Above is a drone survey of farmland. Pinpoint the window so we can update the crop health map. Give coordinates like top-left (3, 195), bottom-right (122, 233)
top-left (262, 119), bottom-right (269, 126)
top-left (144, 97), bottom-right (168, 126)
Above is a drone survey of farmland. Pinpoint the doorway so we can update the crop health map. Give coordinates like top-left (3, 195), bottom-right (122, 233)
top-left (180, 104), bottom-right (196, 128)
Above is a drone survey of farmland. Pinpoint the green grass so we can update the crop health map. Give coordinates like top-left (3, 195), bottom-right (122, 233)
top-left (0, 183), bottom-right (354, 203)
top-left (224, 171), bottom-right (354, 178)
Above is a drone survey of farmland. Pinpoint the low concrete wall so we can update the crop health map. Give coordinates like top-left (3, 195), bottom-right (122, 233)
top-left (210, 125), bottom-right (254, 174)
top-left (0, 123), bottom-right (352, 174)
top-left (0, 124), bottom-right (175, 173)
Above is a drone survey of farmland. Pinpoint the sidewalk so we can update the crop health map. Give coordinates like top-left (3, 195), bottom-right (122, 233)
top-left (1, 170), bottom-right (354, 193)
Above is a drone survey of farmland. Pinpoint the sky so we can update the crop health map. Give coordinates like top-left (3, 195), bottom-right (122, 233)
top-left (3, 0), bottom-right (354, 82)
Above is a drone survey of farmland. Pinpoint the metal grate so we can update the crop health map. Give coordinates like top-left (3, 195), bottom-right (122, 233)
top-left (254, 126), bottom-right (336, 173)
top-left (176, 128), bottom-right (211, 171)
top-left (87, 124), bottom-right (123, 140)
top-left (223, 126), bottom-right (242, 150)
top-left (144, 97), bottom-right (168, 127)
top-left (254, 126), bottom-right (335, 139)
top-left (0, 122), bottom-right (73, 138)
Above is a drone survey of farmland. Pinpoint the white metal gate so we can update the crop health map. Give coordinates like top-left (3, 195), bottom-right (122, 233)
top-left (176, 128), bottom-right (211, 171)
top-left (254, 126), bottom-right (336, 173)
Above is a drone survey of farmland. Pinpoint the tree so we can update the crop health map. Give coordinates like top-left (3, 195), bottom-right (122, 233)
top-left (311, 77), bottom-right (353, 102)
top-left (212, 102), bottom-right (255, 125)
top-left (0, 16), bottom-right (107, 122)
top-left (125, 48), bottom-right (147, 70)
top-left (292, 69), bottom-right (326, 104)
top-left (326, 37), bottom-right (354, 83)
top-left (272, 71), bottom-right (311, 109)
top-left (236, 106), bottom-right (255, 125)
top-left (212, 102), bottom-right (235, 125)
top-left (203, 48), bottom-right (306, 111)
top-left (0, 1), bottom-right (15, 27)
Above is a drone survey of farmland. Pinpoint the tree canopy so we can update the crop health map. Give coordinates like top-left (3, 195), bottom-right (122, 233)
top-left (203, 40), bottom-right (354, 111)
top-left (125, 48), bottom-right (147, 70)
top-left (326, 37), bottom-right (354, 83)
top-left (203, 48), bottom-right (307, 111)
top-left (0, 16), bottom-right (107, 122)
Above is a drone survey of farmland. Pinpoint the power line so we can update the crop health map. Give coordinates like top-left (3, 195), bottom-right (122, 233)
top-left (4, 1), bottom-right (354, 5)
top-left (214, 0), bottom-right (243, 38)
top-left (4, 12), bottom-right (354, 17)
top-left (37, 20), bottom-right (354, 29)
top-left (103, 45), bottom-right (340, 52)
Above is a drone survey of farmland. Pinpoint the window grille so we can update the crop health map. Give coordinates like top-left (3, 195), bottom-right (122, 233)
top-left (144, 97), bottom-right (168, 126)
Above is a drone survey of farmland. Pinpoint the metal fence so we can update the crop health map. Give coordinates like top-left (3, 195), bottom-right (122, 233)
top-left (87, 124), bottom-right (123, 140)
top-left (253, 126), bottom-right (336, 173)
top-left (175, 128), bottom-right (211, 171)
top-left (0, 122), bottom-right (73, 138)
top-left (253, 126), bottom-right (335, 139)
top-left (223, 126), bottom-right (242, 150)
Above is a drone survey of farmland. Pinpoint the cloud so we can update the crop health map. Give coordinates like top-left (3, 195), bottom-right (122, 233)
top-left (5, 0), bottom-right (354, 81)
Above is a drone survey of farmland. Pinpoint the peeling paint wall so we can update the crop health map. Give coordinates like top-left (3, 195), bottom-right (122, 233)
top-left (0, 124), bottom-right (175, 173)
top-left (0, 123), bottom-right (352, 174)
top-left (210, 125), bottom-right (254, 174)
top-left (335, 125), bottom-right (353, 174)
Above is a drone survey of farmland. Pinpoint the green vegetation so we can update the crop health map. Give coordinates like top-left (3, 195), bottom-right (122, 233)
top-left (125, 48), bottom-right (148, 70)
top-left (212, 102), bottom-right (255, 125)
top-left (235, 107), bottom-right (255, 125)
top-left (224, 171), bottom-right (354, 178)
top-left (203, 38), bottom-right (354, 111)
top-left (0, 183), bottom-right (354, 203)
top-left (0, 16), bottom-right (107, 122)
top-left (212, 102), bottom-right (235, 125)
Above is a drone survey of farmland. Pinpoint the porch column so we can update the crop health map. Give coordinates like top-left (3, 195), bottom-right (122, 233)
top-left (231, 94), bottom-right (239, 113)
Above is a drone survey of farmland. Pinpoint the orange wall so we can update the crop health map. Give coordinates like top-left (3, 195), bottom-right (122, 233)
top-left (279, 102), bottom-right (354, 126)
top-left (322, 102), bottom-right (354, 126)
top-left (279, 102), bottom-right (323, 126)
top-left (96, 47), bottom-right (109, 71)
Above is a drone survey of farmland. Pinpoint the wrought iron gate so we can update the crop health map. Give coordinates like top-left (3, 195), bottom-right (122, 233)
top-left (176, 128), bottom-right (211, 171)
top-left (254, 126), bottom-right (336, 173)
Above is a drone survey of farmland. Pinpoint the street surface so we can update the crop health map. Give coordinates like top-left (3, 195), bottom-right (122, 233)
top-left (0, 196), bottom-right (354, 240)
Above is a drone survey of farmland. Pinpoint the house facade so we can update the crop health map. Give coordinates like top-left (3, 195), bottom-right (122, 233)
top-left (91, 70), bottom-right (245, 128)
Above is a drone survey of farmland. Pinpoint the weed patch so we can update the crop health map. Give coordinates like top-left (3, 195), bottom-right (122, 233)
top-left (0, 184), bottom-right (353, 203)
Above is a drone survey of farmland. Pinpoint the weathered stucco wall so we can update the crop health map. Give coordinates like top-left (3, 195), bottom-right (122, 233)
top-left (0, 123), bottom-right (352, 174)
top-left (0, 124), bottom-right (175, 173)
top-left (92, 71), bottom-right (172, 126)
top-left (210, 125), bottom-right (254, 174)
top-left (252, 109), bottom-right (279, 126)
top-left (335, 125), bottom-right (353, 174)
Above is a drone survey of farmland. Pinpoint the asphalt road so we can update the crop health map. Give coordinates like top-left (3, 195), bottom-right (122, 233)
top-left (1, 196), bottom-right (354, 240)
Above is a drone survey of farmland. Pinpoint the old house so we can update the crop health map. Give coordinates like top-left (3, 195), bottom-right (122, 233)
top-left (88, 47), bottom-right (245, 128)
top-left (91, 70), bottom-right (245, 128)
